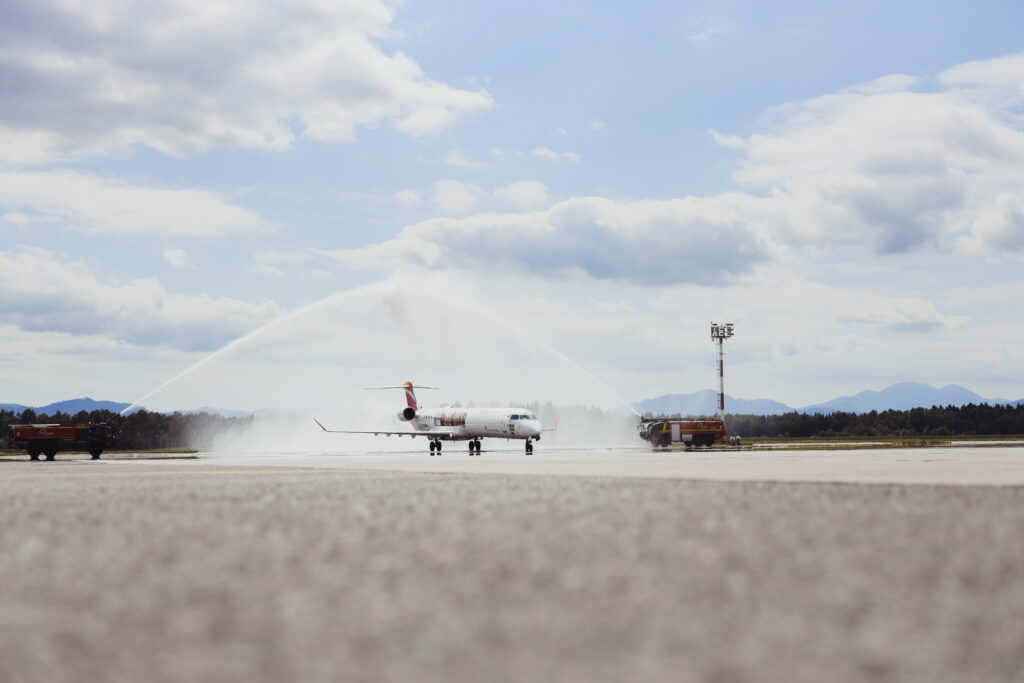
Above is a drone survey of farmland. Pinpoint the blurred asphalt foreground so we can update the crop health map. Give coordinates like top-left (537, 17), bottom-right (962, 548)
top-left (1, 463), bottom-right (1022, 683)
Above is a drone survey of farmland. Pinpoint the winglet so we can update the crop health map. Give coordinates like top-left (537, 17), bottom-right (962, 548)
top-left (315, 418), bottom-right (328, 432)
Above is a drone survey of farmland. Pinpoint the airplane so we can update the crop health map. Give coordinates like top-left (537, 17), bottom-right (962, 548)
top-left (315, 381), bottom-right (557, 455)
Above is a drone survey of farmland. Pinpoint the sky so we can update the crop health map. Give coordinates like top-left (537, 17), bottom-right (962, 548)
top-left (2, 0), bottom-right (1024, 413)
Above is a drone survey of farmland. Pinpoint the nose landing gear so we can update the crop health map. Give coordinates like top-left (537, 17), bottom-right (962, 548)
top-left (525, 440), bottom-right (534, 455)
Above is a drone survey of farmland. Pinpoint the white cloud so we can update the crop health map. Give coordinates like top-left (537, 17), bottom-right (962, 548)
top-left (939, 52), bottom-right (1024, 92)
top-left (3, 212), bottom-right (31, 226)
top-left (722, 59), bottom-right (1024, 254)
top-left (163, 248), bottom-right (197, 270)
top-left (842, 73), bottom-right (921, 95)
top-left (686, 18), bottom-right (739, 46)
top-left (589, 119), bottom-right (605, 132)
top-left (392, 189), bottom-right (421, 207)
top-left (708, 128), bottom-right (745, 149)
top-left (251, 249), bottom-right (313, 277)
top-left (320, 194), bottom-right (783, 285)
top-left (431, 179), bottom-right (484, 215)
top-left (0, 248), bottom-right (279, 350)
top-left (441, 150), bottom-right (487, 168)
top-left (254, 264), bottom-right (285, 277)
top-left (1, 211), bottom-right (62, 230)
top-left (0, 0), bottom-right (494, 162)
top-left (324, 53), bottom-right (1024, 290)
top-left (958, 193), bottom-right (1024, 251)
top-left (838, 296), bottom-right (968, 332)
top-left (0, 170), bottom-right (271, 236)
top-left (495, 181), bottom-right (550, 210)
top-left (0, 127), bottom-right (66, 167)
top-left (253, 250), bottom-right (313, 265)
top-left (531, 146), bottom-right (580, 162)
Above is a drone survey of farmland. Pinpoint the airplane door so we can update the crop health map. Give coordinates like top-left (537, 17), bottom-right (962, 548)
top-left (508, 421), bottom-right (515, 435)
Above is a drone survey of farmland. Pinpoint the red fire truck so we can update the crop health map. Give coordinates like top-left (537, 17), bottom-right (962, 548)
top-left (8, 422), bottom-right (118, 460)
top-left (638, 418), bottom-right (727, 449)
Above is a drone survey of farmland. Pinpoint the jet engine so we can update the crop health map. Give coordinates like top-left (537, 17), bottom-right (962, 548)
top-left (398, 407), bottom-right (416, 421)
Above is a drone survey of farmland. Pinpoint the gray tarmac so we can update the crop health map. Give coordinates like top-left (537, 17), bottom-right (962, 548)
top-left (2, 449), bottom-right (1023, 682)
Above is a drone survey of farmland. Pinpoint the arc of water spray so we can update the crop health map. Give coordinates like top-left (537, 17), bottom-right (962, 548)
top-left (121, 278), bottom-right (640, 419)
top-left (460, 304), bottom-right (642, 419)
top-left (120, 283), bottom-right (395, 415)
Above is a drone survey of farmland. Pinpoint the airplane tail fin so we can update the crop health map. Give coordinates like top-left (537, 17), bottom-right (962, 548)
top-left (364, 382), bottom-right (438, 418)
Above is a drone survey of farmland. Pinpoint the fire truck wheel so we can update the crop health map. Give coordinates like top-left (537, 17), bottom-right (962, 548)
top-left (43, 443), bottom-right (58, 460)
top-left (658, 434), bottom-right (671, 449)
top-left (89, 445), bottom-right (103, 459)
top-left (27, 444), bottom-right (41, 460)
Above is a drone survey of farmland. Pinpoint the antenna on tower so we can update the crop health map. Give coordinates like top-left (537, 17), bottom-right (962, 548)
top-left (710, 322), bottom-right (734, 423)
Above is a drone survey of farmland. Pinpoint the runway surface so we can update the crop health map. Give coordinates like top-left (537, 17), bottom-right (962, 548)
top-left (2, 446), bottom-right (1023, 682)
top-left (171, 443), bottom-right (1024, 485)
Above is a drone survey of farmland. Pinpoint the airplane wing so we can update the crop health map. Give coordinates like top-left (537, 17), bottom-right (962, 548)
top-left (315, 419), bottom-right (461, 440)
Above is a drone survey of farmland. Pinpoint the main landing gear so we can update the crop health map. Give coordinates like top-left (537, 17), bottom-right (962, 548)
top-left (468, 440), bottom-right (481, 456)
top-left (429, 439), bottom-right (443, 456)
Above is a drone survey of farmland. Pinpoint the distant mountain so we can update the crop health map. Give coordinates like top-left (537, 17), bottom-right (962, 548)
top-left (38, 398), bottom-right (133, 415)
top-left (633, 390), bottom-right (791, 417)
top-left (798, 383), bottom-right (1007, 414)
top-left (0, 398), bottom-right (138, 416)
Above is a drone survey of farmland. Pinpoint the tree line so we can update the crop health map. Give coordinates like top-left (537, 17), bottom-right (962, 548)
top-left (721, 403), bottom-right (1024, 438)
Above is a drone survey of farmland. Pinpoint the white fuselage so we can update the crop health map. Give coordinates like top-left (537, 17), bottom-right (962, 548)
top-left (411, 407), bottom-right (542, 441)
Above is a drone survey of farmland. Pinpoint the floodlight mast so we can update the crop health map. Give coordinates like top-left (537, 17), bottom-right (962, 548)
top-left (711, 323), bottom-right (734, 422)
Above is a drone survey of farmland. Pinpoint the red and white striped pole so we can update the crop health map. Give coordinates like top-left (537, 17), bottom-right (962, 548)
top-left (711, 323), bottom-right (734, 422)
top-left (718, 341), bottom-right (725, 418)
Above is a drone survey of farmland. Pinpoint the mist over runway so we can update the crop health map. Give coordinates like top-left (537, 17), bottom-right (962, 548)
top-left (2, 446), bottom-right (1023, 682)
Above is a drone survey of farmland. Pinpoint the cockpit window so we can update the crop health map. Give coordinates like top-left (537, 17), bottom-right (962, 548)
top-left (525, 413), bottom-right (537, 420)
top-left (510, 414), bottom-right (520, 420)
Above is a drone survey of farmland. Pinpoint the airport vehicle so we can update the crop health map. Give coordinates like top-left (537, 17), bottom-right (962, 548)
top-left (637, 417), bottom-right (726, 449)
top-left (316, 381), bottom-right (557, 455)
top-left (8, 422), bottom-right (119, 460)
